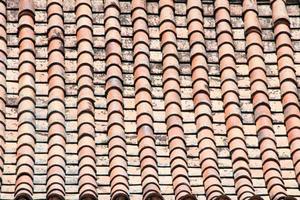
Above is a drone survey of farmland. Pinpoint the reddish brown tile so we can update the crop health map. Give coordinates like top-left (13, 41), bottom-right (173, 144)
top-left (76, 0), bottom-right (97, 199)
top-left (187, 1), bottom-right (228, 200)
top-left (271, 0), bottom-right (300, 191)
top-left (132, 1), bottom-right (162, 200)
top-left (159, 1), bottom-right (196, 200)
top-left (243, 1), bottom-right (298, 200)
top-left (105, 1), bottom-right (129, 200)
top-left (46, 0), bottom-right (66, 199)
top-left (15, 0), bottom-right (35, 199)
top-left (214, 1), bottom-right (258, 199)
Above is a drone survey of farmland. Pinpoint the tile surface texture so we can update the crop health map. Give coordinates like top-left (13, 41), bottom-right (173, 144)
top-left (1, 0), bottom-right (300, 200)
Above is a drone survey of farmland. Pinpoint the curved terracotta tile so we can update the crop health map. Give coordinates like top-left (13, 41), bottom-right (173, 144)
top-left (131, 1), bottom-right (163, 200)
top-left (159, 1), bottom-right (196, 200)
top-left (214, 1), bottom-right (257, 200)
top-left (105, 1), bottom-right (129, 200)
top-left (186, 1), bottom-right (229, 200)
top-left (15, 0), bottom-right (35, 199)
top-left (75, 0), bottom-right (97, 199)
top-left (270, 0), bottom-right (300, 193)
top-left (243, 1), bottom-right (297, 200)
top-left (46, 0), bottom-right (66, 199)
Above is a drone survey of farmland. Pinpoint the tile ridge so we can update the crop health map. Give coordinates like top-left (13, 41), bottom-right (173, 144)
top-left (131, 1), bottom-right (163, 200)
top-left (105, 0), bottom-right (129, 200)
top-left (15, 0), bottom-right (36, 199)
top-left (214, 0), bottom-right (256, 199)
top-left (243, 0), bottom-right (288, 200)
top-left (271, 0), bottom-right (300, 189)
top-left (46, 0), bottom-right (66, 199)
top-left (159, 1), bottom-right (195, 200)
top-left (75, 0), bottom-right (97, 199)
top-left (186, 1), bottom-right (227, 200)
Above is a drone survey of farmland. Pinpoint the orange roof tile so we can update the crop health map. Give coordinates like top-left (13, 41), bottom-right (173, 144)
top-left (271, 0), bottom-right (300, 195)
top-left (47, 0), bottom-right (66, 199)
top-left (105, 1), bottom-right (129, 200)
top-left (132, 1), bottom-right (162, 200)
top-left (159, 1), bottom-right (196, 200)
top-left (15, 0), bottom-right (35, 199)
top-left (214, 1), bottom-right (258, 199)
top-left (187, 1), bottom-right (228, 200)
top-left (75, 0), bottom-right (98, 200)
top-left (243, 1), bottom-right (290, 200)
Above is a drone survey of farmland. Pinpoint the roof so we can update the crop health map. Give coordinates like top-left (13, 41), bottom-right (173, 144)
top-left (1, 0), bottom-right (300, 199)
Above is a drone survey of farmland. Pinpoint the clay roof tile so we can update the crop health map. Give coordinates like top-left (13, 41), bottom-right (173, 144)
top-left (214, 0), bottom-right (259, 199)
top-left (75, 1), bottom-right (97, 200)
top-left (159, 1), bottom-right (195, 200)
top-left (46, 0), bottom-right (66, 199)
top-left (15, 0), bottom-right (36, 199)
top-left (187, 1), bottom-right (227, 200)
top-left (270, 0), bottom-right (300, 188)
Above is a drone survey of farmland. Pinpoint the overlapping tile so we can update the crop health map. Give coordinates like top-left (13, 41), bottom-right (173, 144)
top-left (131, 1), bottom-right (163, 200)
top-left (159, 1), bottom-right (196, 200)
top-left (15, 0), bottom-right (36, 199)
top-left (186, 1), bottom-right (229, 200)
top-left (104, 0), bottom-right (129, 199)
top-left (214, 1), bottom-right (260, 200)
top-left (270, 0), bottom-right (300, 191)
top-left (242, 1), bottom-right (297, 200)
top-left (75, 0), bottom-right (97, 199)
top-left (46, 0), bottom-right (66, 199)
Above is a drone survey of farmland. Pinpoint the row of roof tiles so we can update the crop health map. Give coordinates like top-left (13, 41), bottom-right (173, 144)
top-left (47, 0), bottom-right (66, 199)
top-left (132, 1), bottom-right (162, 200)
top-left (187, 1), bottom-right (225, 200)
top-left (105, 0), bottom-right (129, 200)
top-left (16, 0), bottom-right (36, 199)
